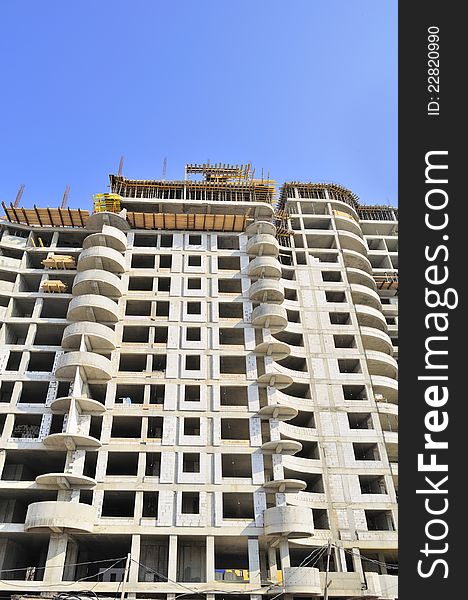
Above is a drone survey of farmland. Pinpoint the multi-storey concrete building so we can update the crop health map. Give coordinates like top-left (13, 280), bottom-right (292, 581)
top-left (0, 164), bottom-right (398, 600)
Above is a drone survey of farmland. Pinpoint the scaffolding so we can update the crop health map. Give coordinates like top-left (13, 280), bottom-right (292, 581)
top-left (109, 163), bottom-right (276, 204)
top-left (358, 206), bottom-right (398, 221)
top-left (274, 209), bottom-right (293, 248)
top-left (280, 182), bottom-right (360, 210)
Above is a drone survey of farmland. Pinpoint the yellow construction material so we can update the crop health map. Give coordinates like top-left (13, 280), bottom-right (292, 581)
top-left (333, 208), bottom-right (359, 222)
top-left (93, 194), bottom-right (121, 213)
top-left (41, 254), bottom-right (76, 270)
top-left (41, 280), bottom-right (67, 293)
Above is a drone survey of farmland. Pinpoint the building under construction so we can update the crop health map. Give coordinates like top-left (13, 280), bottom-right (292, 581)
top-left (0, 163), bottom-right (398, 600)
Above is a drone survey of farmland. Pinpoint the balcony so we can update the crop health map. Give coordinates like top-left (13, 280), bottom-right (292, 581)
top-left (55, 351), bottom-right (113, 381)
top-left (371, 375), bottom-right (398, 403)
top-left (261, 439), bottom-right (302, 455)
top-left (67, 294), bottom-right (119, 323)
top-left (245, 220), bottom-right (276, 236)
top-left (282, 567), bottom-right (321, 594)
top-left (254, 341), bottom-right (291, 360)
top-left (346, 267), bottom-right (377, 290)
top-left (366, 351), bottom-right (398, 379)
top-left (355, 304), bottom-right (388, 332)
top-left (35, 472), bottom-right (96, 488)
top-left (263, 478), bottom-right (306, 493)
top-left (82, 225), bottom-right (127, 252)
top-left (246, 234), bottom-right (279, 257)
top-left (50, 395), bottom-right (106, 414)
top-left (343, 249), bottom-right (373, 274)
top-left (73, 269), bottom-right (123, 297)
top-left (338, 230), bottom-right (368, 254)
top-left (257, 372), bottom-right (294, 389)
top-left (264, 505), bottom-right (314, 538)
top-left (350, 283), bottom-right (382, 311)
top-left (77, 246), bottom-right (126, 273)
top-left (360, 327), bottom-right (393, 354)
top-left (85, 210), bottom-right (130, 232)
top-left (43, 432), bottom-right (102, 450)
top-left (318, 571), bottom-right (382, 598)
top-left (62, 321), bottom-right (117, 350)
top-left (249, 279), bottom-right (285, 303)
top-left (247, 256), bottom-right (282, 279)
top-left (25, 501), bottom-right (95, 533)
top-left (256, 404), bottom-right (298, 421)
top-left (377, 573), bottom-right (398, 599)
top-left (251, 304), bottom-right (288, 332)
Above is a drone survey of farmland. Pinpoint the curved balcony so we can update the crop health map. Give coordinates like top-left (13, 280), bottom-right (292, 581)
top-left (257, 404), bottom-right (298, 421)
top-left (355, 304), bottom-right (387, 332)
top-left (254, 341), bottom-right (290, 361)
top-left (350, 283), bottom-right (381, 311)
top-left (50, 395), bottom-right (106, 414)
top-left (279, 422), bottom-right (317, 442)
top-left (264, 505), bottom-right (314, 538)
top-left (82, 225), bottom-right (127, 252)
top-left (257, 372), bottom-right (294, 389)
top-left (343, 249), bottom-right (373, 274)
top-left (72, 269), bottom-right (123, 298)
top-left (85, 211), bottom-right (130, 232)
top-left (249, 279), bottom-right (284, 303)
top-left (375, 400), bottom-right (398, 417)
top-left (346, 267), bottom-right (377, 290)
top-left (246, 234), bottom-right (279, 257)
top-left (333, 212), bottom-right (363, 237)
top-left (55, 351), bottom-right (113, 381)
top-left (328, 198), bottom-right (359, 221)
top-left (35, 472), bottom-right (96, 488)
top-left (384, 430), bottom-right (398, 445)
top-left (360, 327), bottom-right (393, 355)
top-left (77, 247), bottom-right (126, 273)
top-left (338, 230), bottom-right (368, 254)
top-left (62, 321), bottom-right (117, 351)
top-left (263, 478), bottom-right (307, 493)
top-left (67, 294), bottom-right (119, 323)
top-left (43, 432), bottom-right (102, 450)
top-left (247, 256), bottom-right (282, 279)
top-left (282, 567), bottom-right (321, 594)
top-left (261, 440), bottom-right (302, 455)
top-left (366, 350), bottom-right (398, 379)
top-left (245, 220), bottom-right (276, 236)
top-left (251, 304), bottom-right (288, 332)
top-left (372, 375), bottom-right (398, 404)
top-left (25, 501), bottom-right (95, 533)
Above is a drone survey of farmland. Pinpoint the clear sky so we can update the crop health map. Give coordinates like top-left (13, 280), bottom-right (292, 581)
top-left (0, 0), bottom-right (397, 211)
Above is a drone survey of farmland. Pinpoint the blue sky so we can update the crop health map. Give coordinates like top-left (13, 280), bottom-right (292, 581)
top-left (0, 0), bottom-right (397, 211)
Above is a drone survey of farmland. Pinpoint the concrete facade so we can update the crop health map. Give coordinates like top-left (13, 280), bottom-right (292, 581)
top-left (0, 171), bottom-right (398, 599)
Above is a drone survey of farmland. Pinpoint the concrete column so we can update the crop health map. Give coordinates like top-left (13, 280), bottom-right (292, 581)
top-left (337, 545), bottom-right (348, 572)
top-left (206, 535), bottom-right (215, 582)
top-left (268, 546), bottom-right (279, 584)
top-left (279, 538), bottom-right (290, 570)
top-left (168, 535), bottom-right (178, 582)
top-left (129, 535), bottom-right (140, 583)
top-left (352, 547), bottom-right (366, 585)
top-left (248, 538), bottom-right (261, 585)
top-left (43, 533), bottom-right (68, 582)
